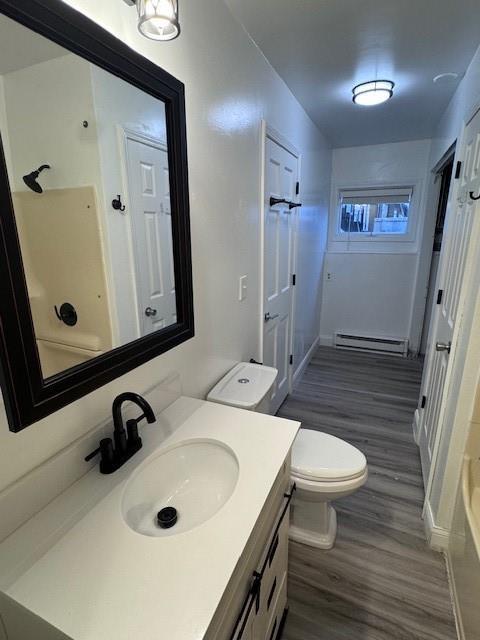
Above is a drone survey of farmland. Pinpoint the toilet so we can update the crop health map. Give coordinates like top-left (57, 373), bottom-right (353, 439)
top-left (289, 428), bottom-right (367, 548)
top-left (207, 362), bottom-right (368, 549)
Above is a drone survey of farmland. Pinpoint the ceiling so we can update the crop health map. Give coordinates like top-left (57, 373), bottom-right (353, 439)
top-left (225, 0), bottom-right (480, 147)
top-left (0, 15), bottom-right (67, 75)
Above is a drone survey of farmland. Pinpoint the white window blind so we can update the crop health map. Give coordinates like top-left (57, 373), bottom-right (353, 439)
top-left (337, 186), bottom-right (413, 239)
top-left (340, 187), bottom-right (413, 205)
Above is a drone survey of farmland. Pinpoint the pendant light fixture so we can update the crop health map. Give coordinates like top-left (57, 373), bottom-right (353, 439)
top-left (123, 0), bottom-right (180, 41)
top-left (352, 80), bottom-right (394, 106)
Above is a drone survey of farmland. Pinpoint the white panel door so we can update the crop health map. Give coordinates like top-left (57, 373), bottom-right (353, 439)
top-left (126, 136), bottom-right (176, 336)
top-left (263, 136), bottom-right (299, 414)
top-left (418, 108), bottom-right (480, 484)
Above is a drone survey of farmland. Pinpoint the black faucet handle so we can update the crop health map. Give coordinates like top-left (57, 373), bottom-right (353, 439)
top-left (85, 447), bottom-right (100, 462)
top-left (85, 438), bottom-right (114, 465)
top-left (126, 418), bottom-right (142, 449)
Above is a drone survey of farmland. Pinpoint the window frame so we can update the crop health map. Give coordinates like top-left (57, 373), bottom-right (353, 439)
top-left (336, 184), bottom-right (415, 241)
top-left (330, 180), bottom-right (423, 249)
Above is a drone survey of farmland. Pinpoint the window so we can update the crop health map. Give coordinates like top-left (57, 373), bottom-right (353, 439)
top-left (338, 187), bottom-right (413, 237)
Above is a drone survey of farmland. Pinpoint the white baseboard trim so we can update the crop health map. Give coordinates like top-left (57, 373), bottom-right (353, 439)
top-left (423, 499), bottom-right (450, 551)
top-left (293, 336), bottom-right (319, 385)
top-left (319, 334), bottom-right (333, 347)
top-left (445, 551), bottom-right (465, 640)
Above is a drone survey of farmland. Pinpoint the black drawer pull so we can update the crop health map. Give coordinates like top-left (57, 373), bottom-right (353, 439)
top-left (264, 483), bottom-right (296, 575)
top-left (269, 534), bottom-right (279, 567)
top-left (252, 571), bottom-right (261, 614)
top-left (267, 577), bottom-right (277, 611)
top-left (269, 617), bottom-right (278, 640)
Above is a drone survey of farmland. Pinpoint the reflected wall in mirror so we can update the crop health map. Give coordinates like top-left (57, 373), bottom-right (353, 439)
top-left (0, 0), bottom-right (193, 432)
top-left (0, 13), bottom-right (176, 379)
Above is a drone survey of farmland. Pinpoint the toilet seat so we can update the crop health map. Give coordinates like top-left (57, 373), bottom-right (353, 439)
top-left (291, 468), bottom-right (368, 495)
top-left (292, 429), bottom-right (367, 483)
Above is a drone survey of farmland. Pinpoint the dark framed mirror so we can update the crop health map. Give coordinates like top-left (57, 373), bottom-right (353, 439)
top-left (0, 0), bottom-right (194, 432)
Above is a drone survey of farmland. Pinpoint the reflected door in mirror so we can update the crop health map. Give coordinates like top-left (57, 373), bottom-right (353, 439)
top-left (125, 134), bottom-right (176, 336)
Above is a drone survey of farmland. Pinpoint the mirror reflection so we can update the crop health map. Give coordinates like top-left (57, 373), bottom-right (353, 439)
top-left (0, 15), bottom-right (177, 379)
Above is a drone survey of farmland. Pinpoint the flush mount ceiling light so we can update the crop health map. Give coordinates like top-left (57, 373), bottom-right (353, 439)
top-left (352, 80), bottom-right (394, 106)
top-left (123, 0), bottom-right (180, 41)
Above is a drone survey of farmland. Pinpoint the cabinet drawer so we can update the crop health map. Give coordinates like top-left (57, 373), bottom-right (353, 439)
top-left (228, 483), bottom-right (295, 640)
top-left (257, 510), bottom-right (289, 620)
top-left (264, 572), bottom-right (287, 640)
top-left (240, 597), bottom-right (257, 640)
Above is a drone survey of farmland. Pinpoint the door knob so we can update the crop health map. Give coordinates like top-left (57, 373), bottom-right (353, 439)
top-left (145, 307), bottom-right (157, 317)
top-left (270, 197), bottom-right (290, 207)
top-left (435, 341), bottom-right (451, 354)
top-left (264, 312), bottom-right (279, 322)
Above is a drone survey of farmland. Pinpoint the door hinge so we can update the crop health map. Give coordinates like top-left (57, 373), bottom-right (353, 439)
top-left (289, 354), bottom-right (293, 365)
top-left (421, 395), bottom-right (427, 409)
top-left (292, 273), bottom-right (296, 286)
top-left (455, 161), bottom-right (462, 179)
top-left (436, 289), bottom-right (444, 304)
top-left (295, 181), bottom-right (300, 195)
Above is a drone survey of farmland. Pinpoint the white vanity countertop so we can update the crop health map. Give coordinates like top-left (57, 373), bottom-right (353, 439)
top-left (0, 398), bottom-right (300, 640)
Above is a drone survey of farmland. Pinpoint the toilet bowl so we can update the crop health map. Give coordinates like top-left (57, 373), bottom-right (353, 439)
top-left (290, 428), bottom-right (367, 549)
top-left (207, 362), bottom-right (368, 549)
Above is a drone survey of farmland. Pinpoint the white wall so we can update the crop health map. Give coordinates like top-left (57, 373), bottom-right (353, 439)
top-left (430, 45), bottom-right (480, 168)
top-left (0, 0), bottom-right (330, 494)
top-left (319, 140), bottom-right (431, 352)
top-left (293, 148), bottom-right (330, 368)
top-left (2, 54), bottom-right (102, 193)
top-left (321, 253), bottom-right (419, 341)
top-left (0, 77), bottom-right (13, 179)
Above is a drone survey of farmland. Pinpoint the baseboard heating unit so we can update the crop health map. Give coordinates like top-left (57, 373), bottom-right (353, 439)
top-left (334, 332), bottom-right (409, 357)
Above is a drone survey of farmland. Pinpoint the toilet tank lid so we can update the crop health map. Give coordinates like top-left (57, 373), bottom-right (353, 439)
top-left (207, 363), bottom-right (278, 409)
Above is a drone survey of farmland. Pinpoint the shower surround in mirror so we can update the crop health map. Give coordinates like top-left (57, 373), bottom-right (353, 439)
top-left (0, 15), bottom-right (176, 379)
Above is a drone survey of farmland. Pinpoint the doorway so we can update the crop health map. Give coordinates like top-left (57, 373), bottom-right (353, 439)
top-left (417, 106), bottom-right (480, 492)
top-left (419, 153), bottom-right (455, 355)
top-left (124, 131), bottom-right (176, 337)
top-left (261, 126), bottom-right (300, 413)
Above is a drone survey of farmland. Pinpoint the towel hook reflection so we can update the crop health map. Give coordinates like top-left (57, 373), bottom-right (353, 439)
top-left (112, 195), bottom-right (126, 212)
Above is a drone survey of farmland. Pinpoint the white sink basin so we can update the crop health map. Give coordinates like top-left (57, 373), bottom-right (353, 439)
top-left (122, 439), bottom-right (239, 537)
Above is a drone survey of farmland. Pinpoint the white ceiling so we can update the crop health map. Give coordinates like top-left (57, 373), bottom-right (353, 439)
top-left (0, 15), bottom-right (67, 75)
top-left (226, 0), bottom-right (480, 147)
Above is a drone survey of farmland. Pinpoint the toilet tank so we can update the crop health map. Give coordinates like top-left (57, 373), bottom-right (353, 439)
top-left (207, 363), bottom-right (278, 414)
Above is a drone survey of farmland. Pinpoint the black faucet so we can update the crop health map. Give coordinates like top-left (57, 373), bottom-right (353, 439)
top-left (85, 392), bottom-right (156, 474)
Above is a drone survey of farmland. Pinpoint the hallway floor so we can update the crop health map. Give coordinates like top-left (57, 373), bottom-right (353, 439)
top-left (277, 346), bottom-right (457, 640)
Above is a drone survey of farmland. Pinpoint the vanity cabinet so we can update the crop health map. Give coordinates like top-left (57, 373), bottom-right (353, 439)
top-left (206, 455), bottom-right (293, 640)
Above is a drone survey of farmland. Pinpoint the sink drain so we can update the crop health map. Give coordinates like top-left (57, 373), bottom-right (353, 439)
top-left (157, 506), bottom-right (178, 529)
